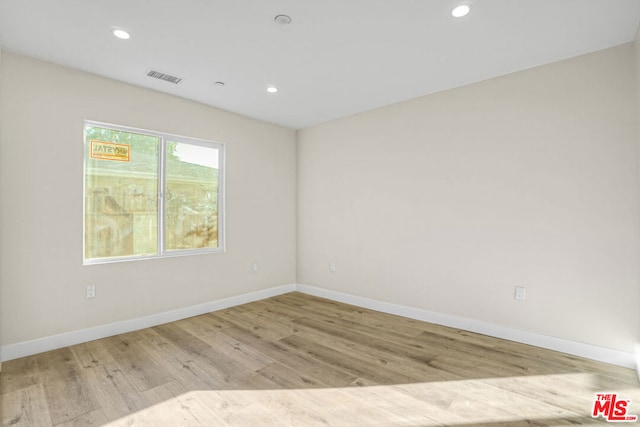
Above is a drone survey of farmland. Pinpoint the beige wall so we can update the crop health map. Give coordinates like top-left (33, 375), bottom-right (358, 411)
top-left (0, 53), bottom-right (297, 346)
top-left (0, 44), bottom-right (3, 370)
top-left (635, 28), bottom-right (640, 362)
top-left (2, 41), bottom-right (640, 357)
top-left (297, 43), bottom-right (640, 353)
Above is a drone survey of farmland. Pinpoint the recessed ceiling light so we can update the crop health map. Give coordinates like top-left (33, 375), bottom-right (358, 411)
top-left (214, 81), bottom-right (225, 87)
top-left (451, 5), bottom-right (470, 18)
top-left (267, 86), bottom-right (278, 93)
top-left (274, 14), bottom-right (292, 25)
top-left (112, 29), bottom-right (130, 39)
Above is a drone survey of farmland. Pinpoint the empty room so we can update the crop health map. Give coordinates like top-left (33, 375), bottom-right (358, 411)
top-left (1, 0), bottom-right (640, 425)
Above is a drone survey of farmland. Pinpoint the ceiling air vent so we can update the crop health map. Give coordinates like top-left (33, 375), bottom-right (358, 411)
top-left (146, 69), bottom-right (182, 84)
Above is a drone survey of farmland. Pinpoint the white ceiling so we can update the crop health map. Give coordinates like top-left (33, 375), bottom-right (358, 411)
top-left (1, 0), bottom-right (639, 129)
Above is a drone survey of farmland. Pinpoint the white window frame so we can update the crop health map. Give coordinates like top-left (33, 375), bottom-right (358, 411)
top-left (83, 120), bottom-right (225, 265)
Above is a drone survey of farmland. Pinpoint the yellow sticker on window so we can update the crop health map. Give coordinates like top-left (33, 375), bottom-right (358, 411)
top-left (90, 140), bottom-right (130, 162)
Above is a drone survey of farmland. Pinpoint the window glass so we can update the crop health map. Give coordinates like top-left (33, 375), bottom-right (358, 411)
top-left (165, 141), bottom-right (220, 251)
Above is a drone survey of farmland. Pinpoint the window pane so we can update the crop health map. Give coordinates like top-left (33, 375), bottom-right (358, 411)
top-left (84, 126), bottom-right (159, 259)
top-left (165, 141), bottom-right (219, 250)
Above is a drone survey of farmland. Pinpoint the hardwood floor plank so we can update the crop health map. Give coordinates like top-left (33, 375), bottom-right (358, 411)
top-left (279, 333), bottom-right (418, 385)
top-left (266, 310), bottom-right (461, 383)
top-left (132, 328), bottom-right (227, 391)
top-left (178, 315), bottom-right (276, 371)
top-left (151, 323), bottom-right (212, 355)
top-left (481, 373), bottom-right (607, 417)
top-left (141, 381), bottom-right (185, 406)
top-left (282, 292), bottom-right (618, 384)
top-left (53, 409), bottom-right (108, 427)
top-left (0, 356), bottom-right (40, 395)
top-left (210, 307), bottom-right (295, 342)
top-left (75, 360), bottom-right (150, 421)
top-left (276, 292), bottom-right (433, 338)
top-left (1, 384), bottom-right (52, 427)
top-left (33, 347), bottom-right (100, 425)
top-left (199, 398), bottom-right (282, 426)
top-left (417, 325), bottom-right (636, 385)
top-left (104, 391), bottom-right (226, 427)
top-left (256, 361), bottom-right (326, 388)
top-left (291, 314), bottom-right (515, 381)
top-left (102, 333), bottom-right (173, 393)
top-left (70, 340), bottom-right (115, 370)
top-left (216, 324), bottom-right (359, 387)
top-left (146, 322), bottom-right (253, 388)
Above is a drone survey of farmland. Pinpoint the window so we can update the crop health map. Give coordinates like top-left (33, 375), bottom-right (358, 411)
top-left (83, 121), bottom-right (224, 264)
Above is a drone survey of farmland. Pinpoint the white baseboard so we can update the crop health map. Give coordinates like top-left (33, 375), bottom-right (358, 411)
top-left (1, 284), bottom-right (296, 362)
top-left (2, 282), bottom-right (636, 371)
top-left (296, 284), bottom-right (637, 370)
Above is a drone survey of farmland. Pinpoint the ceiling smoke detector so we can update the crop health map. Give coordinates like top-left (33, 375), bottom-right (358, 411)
top-left (274, 14), bottom-right (292, 25)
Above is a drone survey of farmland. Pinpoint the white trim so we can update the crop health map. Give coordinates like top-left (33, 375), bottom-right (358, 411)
top-left (296, 284), bottom-right (637, 370)
top-left (636, 344), bottom-right (640, 381)
top-left (1, 284), bottom-right (295, 362)
top-left (2, 282), bottom-right (636, 370)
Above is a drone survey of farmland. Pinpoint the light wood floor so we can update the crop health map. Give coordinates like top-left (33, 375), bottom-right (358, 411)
top-left (2, 292), bottom-right (639, 426)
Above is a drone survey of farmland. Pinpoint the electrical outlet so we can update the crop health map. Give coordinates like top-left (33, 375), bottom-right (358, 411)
top-left (515, 286), bottom-right (526, 301)
top-left (252, 263), bottom-right (258, 273)
top-left (86, 284), bottom-right (96, 299)
top-left (330, 262), bottom-right (336, 273)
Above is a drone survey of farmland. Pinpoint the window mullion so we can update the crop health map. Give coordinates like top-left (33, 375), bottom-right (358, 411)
top-left (158, 137), bottom-right (167, 255)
